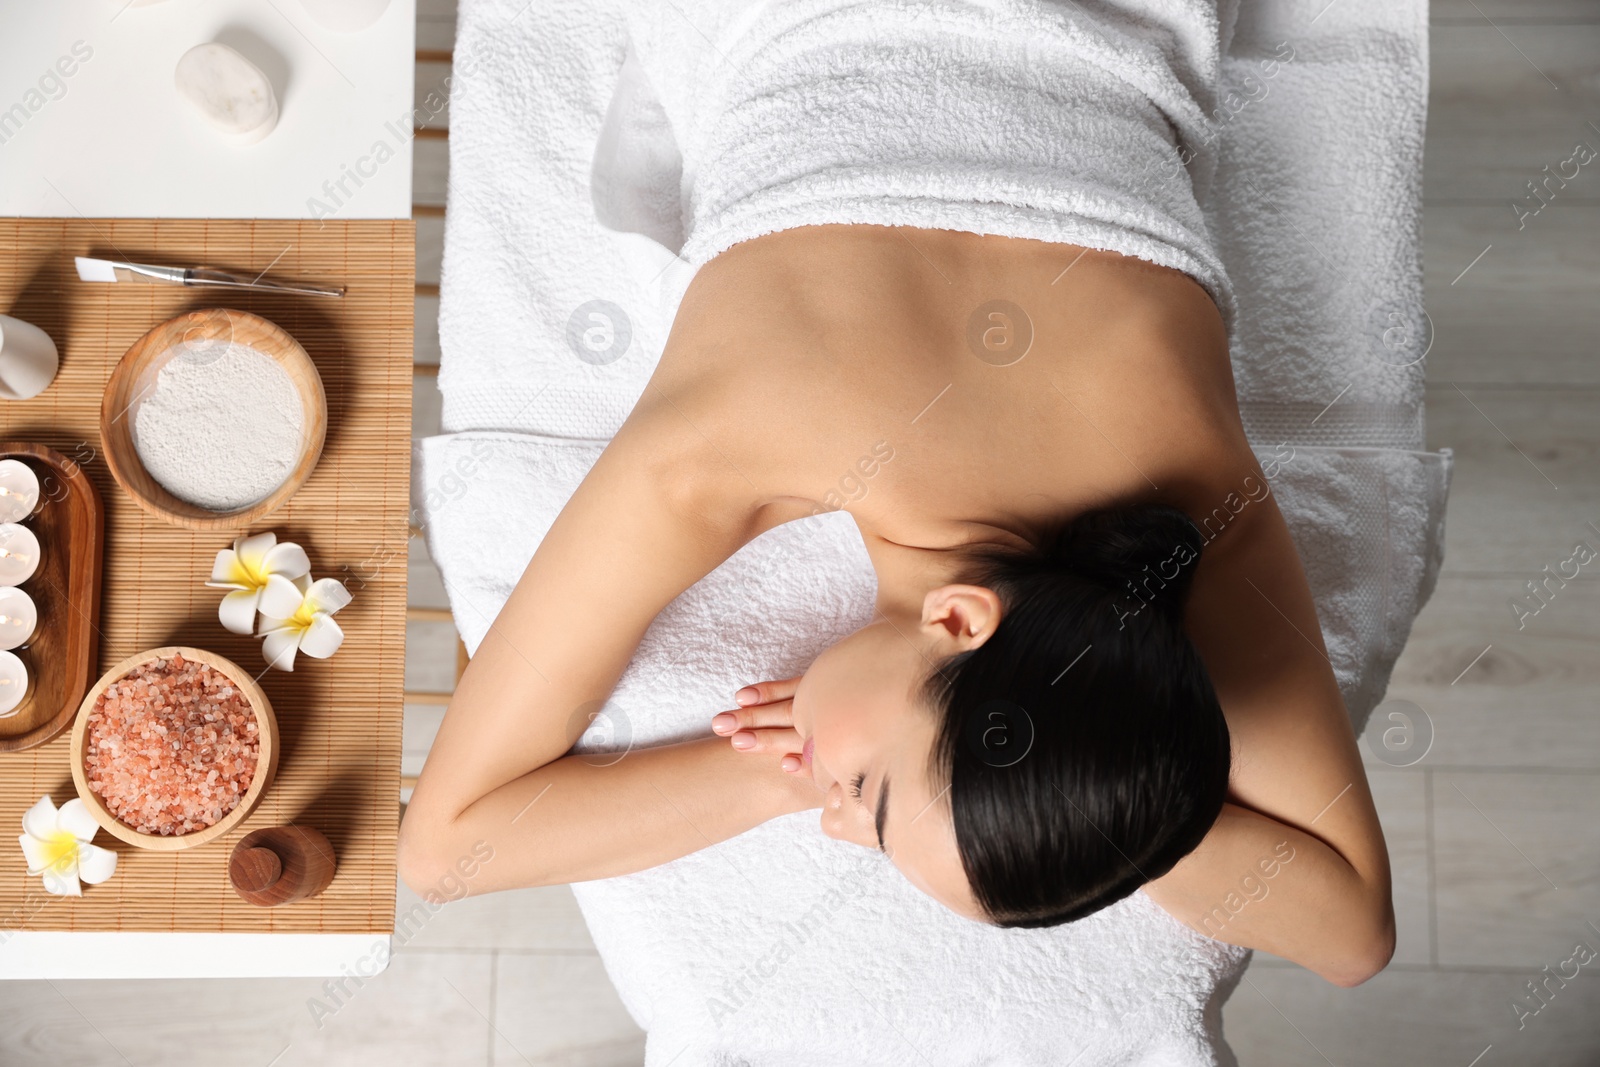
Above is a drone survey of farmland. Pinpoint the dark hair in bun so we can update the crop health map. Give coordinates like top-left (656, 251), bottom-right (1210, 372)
top-left (919, 503), bottom-right (1230, 928)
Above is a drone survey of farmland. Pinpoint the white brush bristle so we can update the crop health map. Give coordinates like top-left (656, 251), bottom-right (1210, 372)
top-left (74, 257), bottom-right (119, 282)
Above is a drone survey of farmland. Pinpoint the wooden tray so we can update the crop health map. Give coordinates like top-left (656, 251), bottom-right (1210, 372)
top-left (0, 442), bottom-right (104, 752)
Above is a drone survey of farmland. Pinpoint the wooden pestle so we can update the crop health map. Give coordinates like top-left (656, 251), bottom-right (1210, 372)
top-left (228, 826), bottom-right (337, 906)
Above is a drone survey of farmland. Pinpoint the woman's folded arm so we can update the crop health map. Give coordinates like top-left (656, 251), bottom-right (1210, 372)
top-left (398, 395), bottom-right (785, 898)
top-left (1169, 454), bottom-right (1396, 987)
top-left (1141, 802), bottom-right (1395, 987)
top-left (398, 736), bottom-right (820, 897)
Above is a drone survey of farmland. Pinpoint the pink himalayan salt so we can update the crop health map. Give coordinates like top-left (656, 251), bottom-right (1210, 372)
top-left (83, 653), bottom-right (260, 836)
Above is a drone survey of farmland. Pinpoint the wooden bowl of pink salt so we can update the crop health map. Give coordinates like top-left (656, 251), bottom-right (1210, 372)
top-left (69, 647), bottom-right (279, 851)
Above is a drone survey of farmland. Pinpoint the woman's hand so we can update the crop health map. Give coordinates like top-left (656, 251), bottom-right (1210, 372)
top-left (712, 676), bottom-right (824, 815)
top-left (712, 676), bottom-right (809, 774)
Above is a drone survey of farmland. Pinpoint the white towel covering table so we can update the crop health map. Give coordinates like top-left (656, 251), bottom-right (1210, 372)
top-left (418, 0), bottom-right (1451, 1062)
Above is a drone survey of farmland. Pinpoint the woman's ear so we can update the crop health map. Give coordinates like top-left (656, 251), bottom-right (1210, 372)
top-left (920, 584), bottom-right (1003, 654)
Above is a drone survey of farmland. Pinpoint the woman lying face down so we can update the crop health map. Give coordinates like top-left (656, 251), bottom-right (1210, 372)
top-left (714, 504), bottom-right (1231, 927)
top-left (400, 225), bottom-right (1394, 989)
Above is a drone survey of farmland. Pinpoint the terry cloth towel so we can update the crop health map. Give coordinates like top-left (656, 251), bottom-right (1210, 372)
top-left (626, 0), bottom-right (1241, 330)
top-left (418, 0), bottom-right (1454, 1063)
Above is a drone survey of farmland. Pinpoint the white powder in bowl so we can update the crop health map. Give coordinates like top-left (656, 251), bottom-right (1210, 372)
top-left (132, 341), bottom-right (307, 511)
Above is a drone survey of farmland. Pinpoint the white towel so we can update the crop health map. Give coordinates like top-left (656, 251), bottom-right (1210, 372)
top-left (626, 0), bottom-right (1241, 329)
top-left (420, 0), bottom-right (1452, 1062)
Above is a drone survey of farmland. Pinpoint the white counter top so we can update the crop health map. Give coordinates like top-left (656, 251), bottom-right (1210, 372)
top-left (0, 0), bottom-right (415, 219)
top-left (0, 930), bottom-right (392, 979)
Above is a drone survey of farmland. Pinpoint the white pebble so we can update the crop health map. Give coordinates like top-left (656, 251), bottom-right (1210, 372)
top-left (174, 43), bottom-right (279, 146)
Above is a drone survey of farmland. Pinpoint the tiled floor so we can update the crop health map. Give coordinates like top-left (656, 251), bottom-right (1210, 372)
top-left (6, 3), bottom-right (1599, 1065)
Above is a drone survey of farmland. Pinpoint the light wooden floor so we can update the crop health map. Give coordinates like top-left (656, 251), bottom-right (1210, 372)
top-left (7, 2), bottom-right (1599, 1064)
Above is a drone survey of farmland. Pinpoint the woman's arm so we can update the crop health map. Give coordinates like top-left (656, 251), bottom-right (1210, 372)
top-left (1145, 452), bottom-right (1396, 986)
top-left (397, 398), bottom-right (810, 896)
top-left (1142, 803), bottom-right (1393, 987)
top-left (405, 737), bottom-right (820, 896)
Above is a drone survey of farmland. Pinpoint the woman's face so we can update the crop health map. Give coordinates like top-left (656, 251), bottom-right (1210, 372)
top-left (789, 614), bottom-right (989, 922)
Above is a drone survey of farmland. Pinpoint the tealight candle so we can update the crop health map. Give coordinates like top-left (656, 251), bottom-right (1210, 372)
top-left (0, 460), bottom-right (40, 523)
top-left (0, 649), bottom-right (27, 718)
top-left (0, 587), bottom-right (37, 650)
top-left (0, 523), bottom-right (39, 586)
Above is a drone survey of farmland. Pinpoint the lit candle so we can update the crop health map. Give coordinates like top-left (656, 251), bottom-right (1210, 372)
top-left (0, 460), bottom-right (40, 523)
top-left (0, 587), bottom-right (37, 650)
top-left (0, 649), bottom-right (27, 718)
top-left (0, 523), bottom-right (39, 586)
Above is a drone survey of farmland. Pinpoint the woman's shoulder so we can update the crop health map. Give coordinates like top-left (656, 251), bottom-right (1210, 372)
top-left (600, 377), bottom-right (831, 548)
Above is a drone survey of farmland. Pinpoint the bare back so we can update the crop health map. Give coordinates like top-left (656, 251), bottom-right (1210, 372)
top-left (635, 224), bottom-right (1251, 615)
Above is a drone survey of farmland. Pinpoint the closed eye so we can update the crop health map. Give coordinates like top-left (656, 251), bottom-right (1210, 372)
top-left (848, 771), bottom-right (889, 855)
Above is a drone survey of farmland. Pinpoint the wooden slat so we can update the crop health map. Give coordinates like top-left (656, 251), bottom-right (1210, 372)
top-left (415, 283), bottom-right (439, 297)
top-left (415, 127), bottom-right (449, 141)
top-left (415, 49), bottom-right (453, 64)
top-left (404, 691), bottom-right (452, 706)
top-left (407, 607), bottom-right (453, 622)
top-left (415, 364), bottom-right (440, 377)
top-left (413, 204), bottom-right (446, 218)
top-left (0, 219), bottom-right (413, 934)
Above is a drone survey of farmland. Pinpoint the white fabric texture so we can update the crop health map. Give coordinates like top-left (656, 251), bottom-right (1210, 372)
top-left (419, 0), bottom-right (1452, 1063)
top-left (632, 0), bottom-right (1241, 326)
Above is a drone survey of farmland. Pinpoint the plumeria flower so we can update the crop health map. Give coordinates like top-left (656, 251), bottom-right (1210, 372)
top-left (18, 795), bottom-right (117, 897)
top-left (206, 531), bottom-right (311, 636)
top-left (257, 575), bottom-right (352, 672)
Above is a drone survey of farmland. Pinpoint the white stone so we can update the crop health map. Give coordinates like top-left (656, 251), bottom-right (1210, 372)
top-left (173, 43), bottom-right (278, 146)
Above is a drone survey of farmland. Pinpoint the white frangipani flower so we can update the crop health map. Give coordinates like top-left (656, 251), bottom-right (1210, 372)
top-left (257, 576), bottom-right (352, 672)
top-left (205, 531), bottom-right (311, 635)
top-left (17, 795), bottom-right (117, 897)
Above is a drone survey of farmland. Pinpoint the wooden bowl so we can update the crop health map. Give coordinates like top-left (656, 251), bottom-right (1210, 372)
top-left (100, 308), bottom-right (327, 531)
top-left (69, 647), bottom-right (280, 851)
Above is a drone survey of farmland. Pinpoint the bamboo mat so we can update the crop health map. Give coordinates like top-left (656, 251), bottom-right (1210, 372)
top-left (0, 219), bottom-right (412, 935)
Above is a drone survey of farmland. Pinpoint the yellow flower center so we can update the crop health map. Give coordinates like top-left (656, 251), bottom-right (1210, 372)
top-left (231, 555), bottom-right (268, 588)
top-left (39, 830), bottom-right (79, 875)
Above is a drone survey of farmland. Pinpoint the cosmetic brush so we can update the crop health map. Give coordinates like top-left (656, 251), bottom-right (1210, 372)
top-left (74, 256), bottom-right (345, 298)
